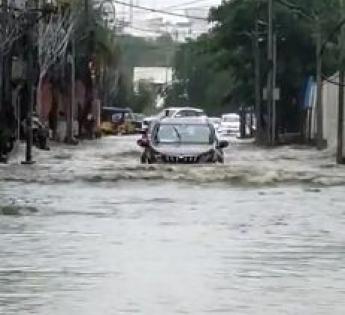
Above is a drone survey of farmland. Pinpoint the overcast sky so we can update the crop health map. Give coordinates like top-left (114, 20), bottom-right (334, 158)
top-left (115, 0), bottom-right (222, 23)
top-left (139, 0), bottom-right (221, 7)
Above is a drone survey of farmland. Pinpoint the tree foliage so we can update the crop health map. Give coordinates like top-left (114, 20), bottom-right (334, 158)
top-left (167, 0), bottom-right (343, 126)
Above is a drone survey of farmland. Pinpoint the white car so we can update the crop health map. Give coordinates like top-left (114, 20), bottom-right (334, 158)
top-left (143, 107), bottom-right (206, 129)
top-left (219, 113), bottom-right (240, 135)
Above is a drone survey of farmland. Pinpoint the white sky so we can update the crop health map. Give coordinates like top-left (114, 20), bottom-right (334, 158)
top-left (112, 0), bottom-right (222, 37)
top-left (115, 0), bottom-right (222, 23)
top-left (140, 0), bottom-right (221, 7)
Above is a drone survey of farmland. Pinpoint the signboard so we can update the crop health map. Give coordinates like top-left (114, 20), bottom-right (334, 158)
top-left (263, 88), bottom-right (280, 101)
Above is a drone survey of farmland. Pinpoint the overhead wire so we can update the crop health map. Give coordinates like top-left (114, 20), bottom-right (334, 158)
top-left (162, 0), bottom-right (214, 10)
top-left (112, 0), bottom-right (209, 21)
top-left (322, 74), bottom-right (345, 87)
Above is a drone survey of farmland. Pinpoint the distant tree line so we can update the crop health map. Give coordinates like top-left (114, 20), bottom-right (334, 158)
top-left (166, 0), bottom-right (342, 132)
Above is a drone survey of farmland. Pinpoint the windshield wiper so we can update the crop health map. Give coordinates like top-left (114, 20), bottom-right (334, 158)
top-left (172, 126), bottom-right (182, 143)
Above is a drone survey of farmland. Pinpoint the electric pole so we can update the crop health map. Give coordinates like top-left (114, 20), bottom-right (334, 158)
top-left (267, 0), bottom-right (274, 145)
top-left (67, 36), bottom-right (76, 144)
top-left (316, 22), bottom-right (324, 150)
top-left (337, 0), bottom-right (345, 163)
top-left (0, 0), bottom-right (8, 110)
top-left (22, 4), bottom-right (36, 165)
top-left (272, 33), bottom-right (277, 145)
top-left (254, 18), bottom-right (262, 144)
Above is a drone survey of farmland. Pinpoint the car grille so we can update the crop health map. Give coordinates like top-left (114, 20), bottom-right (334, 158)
top-left (163, 155), bottom-right (198, 164)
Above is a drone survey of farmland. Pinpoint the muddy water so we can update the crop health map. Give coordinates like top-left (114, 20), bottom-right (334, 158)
top-left (0, 136), bottom-right (345, 315)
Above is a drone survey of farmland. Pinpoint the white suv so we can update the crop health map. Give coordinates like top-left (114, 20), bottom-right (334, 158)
top-left (218, 113), bottom-right (240, 135)
top-left (143, 107), bottom-right (206, 129)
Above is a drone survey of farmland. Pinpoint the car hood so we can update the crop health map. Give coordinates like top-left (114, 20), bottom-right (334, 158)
top-left (152, 144), bottom-right (214, 156)
top-left (144, 115), bottom-right (159, 122)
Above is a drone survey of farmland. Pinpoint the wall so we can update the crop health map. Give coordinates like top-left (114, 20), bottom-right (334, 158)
top-left (313, 73), bottom-right (345, 154)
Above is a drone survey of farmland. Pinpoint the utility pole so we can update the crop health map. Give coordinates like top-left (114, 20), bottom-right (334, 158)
top-left (337, 0), bottom-right (345, 163)
top-left (254, 18), bottom-right (262, 144)
top-left (0, 0), bottom-right (8, 111)
top-left (67, 36), bottom-right (76, 144)
top-left (266, 0), bottom-right (274, 145)
top-left (3, 0), bottom-right (11, 110)
top-left (272, 33), bottom-right (277, 145)
top-left (22, 11), bottom-right (35, 165)
top-left (316, 22), bottom-right (324, 150)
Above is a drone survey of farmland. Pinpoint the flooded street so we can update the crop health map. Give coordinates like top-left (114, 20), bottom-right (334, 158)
top-left (1, 136), bottom-right (345, 314)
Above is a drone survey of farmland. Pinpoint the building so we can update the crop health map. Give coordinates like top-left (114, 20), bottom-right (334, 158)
top-left (133, 66), bottom-right (173, 108)
top-left (310, 73), bottom-right (345, 153)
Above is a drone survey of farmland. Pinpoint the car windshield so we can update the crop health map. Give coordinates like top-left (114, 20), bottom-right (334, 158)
top-left (222, 115), bottom-right (239, 123)
top-left (155, 124), bottom-right (213, 144)
top-left (175, 110), bottom-right (204, 117)
top-left (160, 109), bottom-right (176, 118)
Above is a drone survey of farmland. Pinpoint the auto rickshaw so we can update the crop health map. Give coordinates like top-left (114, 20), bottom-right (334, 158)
top-left (101, 107), bottom-right (136, 135)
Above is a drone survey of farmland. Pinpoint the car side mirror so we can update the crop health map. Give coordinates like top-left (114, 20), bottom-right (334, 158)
top-left (137, 139), bottom-right (149, 147)
top-left (218, 140), bottom-right (229, 149)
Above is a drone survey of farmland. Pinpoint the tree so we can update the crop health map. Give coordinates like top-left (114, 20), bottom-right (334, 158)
top-left (132, 80), bottom-right (156, 114)
top-left (0, 5), bottom-right (28, 55)
top-left (168, 0), bottom-right (342, 133)
top-left (37, 6), bottom-right (76, 121)
top-left (166, 35), bottom-right (235, 115)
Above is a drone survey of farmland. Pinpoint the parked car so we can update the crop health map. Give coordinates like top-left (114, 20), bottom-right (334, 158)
top-left (137, 118), bottom-right (228, 164)
top-left (218, 113), bottom-right (240, 135)
top-left (142, 107), bottom-right (206, 130)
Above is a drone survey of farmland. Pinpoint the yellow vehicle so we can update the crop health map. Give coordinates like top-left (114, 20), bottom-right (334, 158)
top-left (101, 107), bottom-right (136, 135)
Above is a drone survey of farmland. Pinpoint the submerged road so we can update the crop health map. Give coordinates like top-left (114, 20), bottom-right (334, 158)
top-left (0, 136), bottom-right (345, 314)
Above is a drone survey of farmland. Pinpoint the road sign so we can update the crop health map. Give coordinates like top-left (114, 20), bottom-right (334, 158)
top-left (263, 88), bottom-right (280, 101)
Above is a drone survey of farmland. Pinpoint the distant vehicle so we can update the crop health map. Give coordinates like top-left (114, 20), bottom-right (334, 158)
top-left (132, 113), bottom-right (145, 133)
top-left (101, 107), bottom-right (136, 135)
top-left (142, 107), bottom-right (206, 129)
top-left (219, 113), bottom-right (240, 135)
top-left (137, 118), bottom-right (228, 164)
top-left (209, 117), bottom-right (221, 130)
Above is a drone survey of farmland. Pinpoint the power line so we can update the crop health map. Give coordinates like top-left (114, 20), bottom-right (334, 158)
top-left (162, 0), bottom-right (213, 10)
top-left (322, 74), bottom-right (345, 87)
top-left (113, 0), bottom-right (209, 21)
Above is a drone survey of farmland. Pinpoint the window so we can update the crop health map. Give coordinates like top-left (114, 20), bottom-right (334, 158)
top-left (175, 110), bottom-right (204, 118)
top-left (156, 124), bottom-right (213, 144)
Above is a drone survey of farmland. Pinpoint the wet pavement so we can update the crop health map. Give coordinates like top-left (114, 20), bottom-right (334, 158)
top-left (0, 136), bottom-right (345, 314)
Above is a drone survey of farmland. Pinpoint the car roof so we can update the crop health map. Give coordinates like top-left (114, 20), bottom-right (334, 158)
top-left (164, 107), bottom-right (204, 112)
top-left (222, 113), bottom-right (239, 117)
top-left (157, 117), bottom-right (210, 125)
